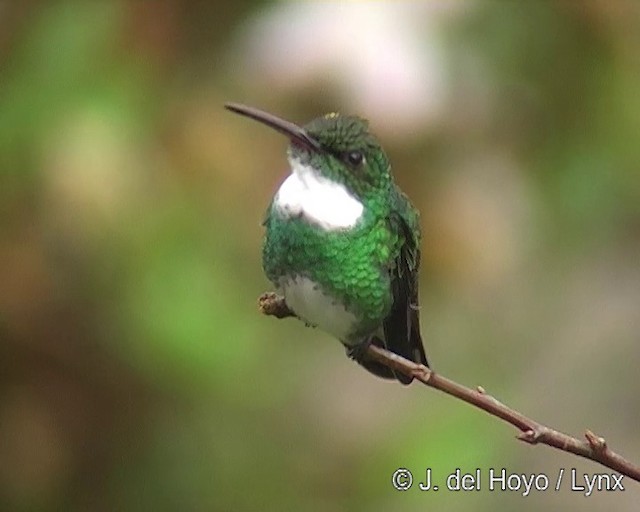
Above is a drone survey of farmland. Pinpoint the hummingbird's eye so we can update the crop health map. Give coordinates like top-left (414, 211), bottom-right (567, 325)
top-left (346, 150), bottom-right (364, 167)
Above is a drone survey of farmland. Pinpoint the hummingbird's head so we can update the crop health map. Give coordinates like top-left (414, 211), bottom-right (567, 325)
top-left (224, 103), bottom-right (392, 200)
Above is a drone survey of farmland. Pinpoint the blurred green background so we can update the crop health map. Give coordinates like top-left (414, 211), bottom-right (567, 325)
top-left (1, 1), bottom-right (639, 511)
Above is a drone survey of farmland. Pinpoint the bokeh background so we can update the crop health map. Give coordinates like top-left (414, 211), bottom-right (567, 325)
top-left (1, 1), bottom-right (639, 511)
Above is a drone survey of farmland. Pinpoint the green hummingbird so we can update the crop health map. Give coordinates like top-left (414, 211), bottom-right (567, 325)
top-left (225, 103), bottom-right (429, 384)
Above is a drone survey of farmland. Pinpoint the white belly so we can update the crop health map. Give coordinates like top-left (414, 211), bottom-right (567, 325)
top-left (281, 275), bottom-right (358, 342)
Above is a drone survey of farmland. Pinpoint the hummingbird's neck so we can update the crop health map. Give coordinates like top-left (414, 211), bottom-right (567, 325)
top-left (273, 157), bottom-right (364, 231)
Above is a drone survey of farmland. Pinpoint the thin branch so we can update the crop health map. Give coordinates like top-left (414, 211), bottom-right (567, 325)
top-left (259, 292), bottom-right (640, 483)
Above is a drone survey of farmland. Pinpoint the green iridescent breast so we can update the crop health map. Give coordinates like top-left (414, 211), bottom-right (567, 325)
top-left (262, 195), bottom-right (404, 338)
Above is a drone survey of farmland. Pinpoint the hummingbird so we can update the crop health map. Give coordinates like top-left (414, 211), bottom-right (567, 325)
top-left (225, 103), bottom-right (429, 384)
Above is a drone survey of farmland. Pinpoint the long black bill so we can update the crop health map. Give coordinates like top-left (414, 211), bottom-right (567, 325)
top-left (224, 102), bottom-right (321, 152)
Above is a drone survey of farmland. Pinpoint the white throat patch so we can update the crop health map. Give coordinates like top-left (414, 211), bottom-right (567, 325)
top-left (274, 158), bottom-right (364, 230)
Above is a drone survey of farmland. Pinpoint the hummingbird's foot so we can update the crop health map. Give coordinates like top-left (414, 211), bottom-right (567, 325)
top-left (345, 338), bottom-right (370, 361)
top-left (345, 337), bottom-right (397, 381)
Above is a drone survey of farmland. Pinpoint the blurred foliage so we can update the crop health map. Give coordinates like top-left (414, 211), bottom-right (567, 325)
top-left (1, 1), bottom-right (639, 511)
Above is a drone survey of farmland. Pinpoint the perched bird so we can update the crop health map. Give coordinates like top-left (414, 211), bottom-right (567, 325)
top-left (225, 103), bottom-right (429, 384)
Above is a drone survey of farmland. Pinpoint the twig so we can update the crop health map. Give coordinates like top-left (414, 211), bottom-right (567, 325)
top-left (259, 292), bottom-right (640, 483)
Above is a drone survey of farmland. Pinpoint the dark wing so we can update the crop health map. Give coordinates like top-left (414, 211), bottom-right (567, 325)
top-left (382, 188), bottom-right (429, 384)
